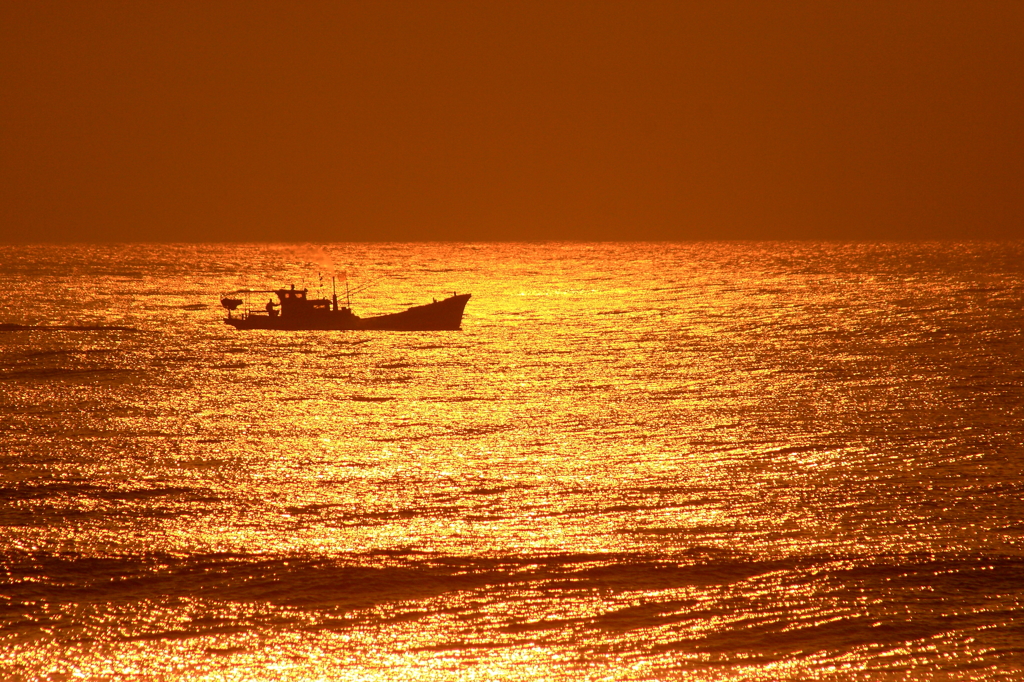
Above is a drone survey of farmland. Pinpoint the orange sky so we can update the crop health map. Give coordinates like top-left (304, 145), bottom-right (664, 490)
top-left (1, 1), bottom-right (1021, 243)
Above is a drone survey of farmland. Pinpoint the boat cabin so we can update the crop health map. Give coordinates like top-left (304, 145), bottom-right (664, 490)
top-left (273, 284), bottom-right (340, 316)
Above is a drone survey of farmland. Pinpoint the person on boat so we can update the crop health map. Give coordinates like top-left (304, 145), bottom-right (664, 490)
top-left (266, 299), bottom-right (279, 317)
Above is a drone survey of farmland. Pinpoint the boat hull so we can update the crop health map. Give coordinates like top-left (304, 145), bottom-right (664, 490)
top-left (224, 293), bottom-right (471, 331)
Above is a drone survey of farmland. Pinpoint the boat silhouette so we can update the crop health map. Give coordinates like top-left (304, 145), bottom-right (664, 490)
top-left (221, 283), bottom-right (470, 331)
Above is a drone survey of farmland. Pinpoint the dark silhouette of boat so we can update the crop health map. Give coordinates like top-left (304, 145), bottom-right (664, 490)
top-left (221, 284), bottom-right (470, 331)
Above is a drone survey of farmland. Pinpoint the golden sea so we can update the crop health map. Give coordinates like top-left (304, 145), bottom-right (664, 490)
top-left (1, 241), bottom-right (1023, 680)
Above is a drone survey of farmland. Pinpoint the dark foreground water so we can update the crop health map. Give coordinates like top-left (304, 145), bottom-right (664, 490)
top-left (1, 241), bottom-right (1023, 680)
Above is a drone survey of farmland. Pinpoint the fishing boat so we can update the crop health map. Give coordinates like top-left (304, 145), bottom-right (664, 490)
top-left (220, 283), bottom-right (470, 331)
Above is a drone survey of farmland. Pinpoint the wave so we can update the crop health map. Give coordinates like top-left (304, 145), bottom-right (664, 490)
top-left (0, 324), bottom-right (140, 332)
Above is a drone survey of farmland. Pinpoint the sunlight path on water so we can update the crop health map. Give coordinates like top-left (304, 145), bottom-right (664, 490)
top-left (0, 242), bottom-right (1023, 679)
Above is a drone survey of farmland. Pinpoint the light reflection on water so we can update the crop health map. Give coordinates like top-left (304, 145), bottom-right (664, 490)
top-left (1, 241), bottom-right (1023, 679)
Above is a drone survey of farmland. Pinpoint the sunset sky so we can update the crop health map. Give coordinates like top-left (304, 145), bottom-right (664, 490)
top-left (1, 1), bottom-right (1021, 243)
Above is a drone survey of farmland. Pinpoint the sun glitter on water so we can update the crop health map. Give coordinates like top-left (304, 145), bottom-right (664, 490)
top-left (0, 241), bottom-right (1023, 679)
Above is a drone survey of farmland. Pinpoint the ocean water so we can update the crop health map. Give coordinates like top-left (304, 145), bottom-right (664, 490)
top-left (1, 241), bottom-right (1023, 681)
